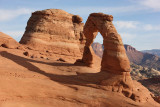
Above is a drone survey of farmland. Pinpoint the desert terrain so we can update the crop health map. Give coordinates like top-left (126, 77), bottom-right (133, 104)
top-left (0, 9), bottom-right (160, 107)
top-left (0, 46), bottom-right (159, 107)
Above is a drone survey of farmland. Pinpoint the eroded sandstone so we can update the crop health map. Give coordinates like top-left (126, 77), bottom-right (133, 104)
top-left (0, 9), bottom-right (159, 106)
top-left (20, 9), bottom-right (85, 58)
top-left (74, 13), bottom-right (151, 102)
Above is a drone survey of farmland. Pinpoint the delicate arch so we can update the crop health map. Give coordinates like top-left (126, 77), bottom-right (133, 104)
top-left (76, 13), bottom-right (130, 74)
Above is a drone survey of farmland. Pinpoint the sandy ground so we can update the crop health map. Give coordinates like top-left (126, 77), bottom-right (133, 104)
top-left (0, 47), bottom-right (159, 107)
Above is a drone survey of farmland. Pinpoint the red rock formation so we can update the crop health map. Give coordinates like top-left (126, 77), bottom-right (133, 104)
top-left (76, 13), bottom-right (130, 73)
top-left (0, 32), bottom-right (19, 49)
top-left (125, 45), bottom-right (136, 52)
top-left (124, 45), bottom-right (144, 64)
top-left (75, 13), bottom-right (146, 100)
top-left (20, 9), bottom-right (85, 58)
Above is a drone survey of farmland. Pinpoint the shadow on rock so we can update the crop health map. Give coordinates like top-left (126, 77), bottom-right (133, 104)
top-left (0, 51), bottom-right (107, 89)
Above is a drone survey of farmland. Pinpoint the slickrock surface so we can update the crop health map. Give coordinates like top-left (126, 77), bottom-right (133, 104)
top-left (0, 32), bottom-right (19, 49)
top-left (0, 9), bottom-right (159, 106)
top-left (0, 47), bottom-right (159, 107)
top-left (20, 9), bottom-right (85, 58)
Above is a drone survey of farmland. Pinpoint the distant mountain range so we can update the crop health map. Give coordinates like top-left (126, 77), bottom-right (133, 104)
top-left (91, 43), bottom-right (103, 58)
top-left (142, 49), bottom-right (160, 57)
top-left (92, 42), bottom-right (160, 71)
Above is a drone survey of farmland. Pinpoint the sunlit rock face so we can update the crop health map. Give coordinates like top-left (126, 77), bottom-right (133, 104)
top-left (20, 9), bottom-right (86, 57)
top-left (77, 13), bottom-right (130, 74)
top-left (75, 13), bottom-right (138, 100)
top-left (0, 32), bottom-right (19, 49)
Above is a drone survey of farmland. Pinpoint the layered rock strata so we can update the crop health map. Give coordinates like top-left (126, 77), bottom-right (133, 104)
top-left (75, 13), bottom-right (137, 99)
top-left (76, 13), bottom-right (130, 73)
top-left (20, 9), bottom-right (85, 57)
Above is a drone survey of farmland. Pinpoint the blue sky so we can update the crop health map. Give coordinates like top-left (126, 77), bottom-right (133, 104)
top-left (0, 0), bottom-right (160, 50)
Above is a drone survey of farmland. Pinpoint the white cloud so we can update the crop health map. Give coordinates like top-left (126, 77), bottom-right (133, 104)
top-left (93, 20), bottom-right (160, 45)
top-left (143, 24), bottom-right (160, 31)
top-left (0, 8), bottom-right (33, 22)
top-left (65, 5), bottom-right (147, 16)
top-left (132, 0), bottom-right (160, 11)
top-left (114, 21), bottom-right (139, 29)
top-left (113, 20), bottom-right (160, 31)
top-left (119, 33), bottom-right (136, 41)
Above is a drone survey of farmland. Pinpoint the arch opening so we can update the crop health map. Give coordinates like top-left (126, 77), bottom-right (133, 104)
top-left (91, 32), bottom-right (104, 58)
top-left (75, 13), bottom-right (131, 74)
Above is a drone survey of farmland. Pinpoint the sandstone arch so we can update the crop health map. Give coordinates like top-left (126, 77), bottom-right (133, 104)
top-left (77, 13), bottom-right (131, 74)
top-left (75, 13), bottom-right (134, 98)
